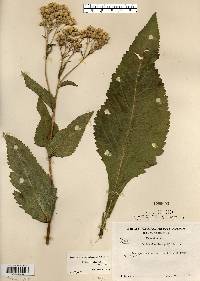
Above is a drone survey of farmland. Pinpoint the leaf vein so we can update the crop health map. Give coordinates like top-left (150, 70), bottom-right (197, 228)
top-left (113, 60), bottom-right (142, 191)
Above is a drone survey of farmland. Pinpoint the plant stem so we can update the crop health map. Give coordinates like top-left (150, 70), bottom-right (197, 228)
top-left (98, 194), bottom-right (119, 239)
top-left (46, 221), bottom-right (51, 245)
top-left (44, 32), bottom-right (55, 244)
top-left (98, 212), bottom-right (107, 239)
top-left (45, 33), bottom-right (51, 93)
top-left (49, 83), bottom-right (60, 141)
top-left (60, 57), bottom-right (86, 83)
top-left (45, 88), bottom-right (59, 245)
top-left (44, 38), bottom-right (88, 244)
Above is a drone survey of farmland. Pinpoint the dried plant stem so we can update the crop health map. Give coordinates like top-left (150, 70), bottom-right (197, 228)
top-left (46, 221), bottom-right (51, 245)
top-left (98, 194), bottom-right (119, 239)
top-left (45, 34), bottom-right (51, 93)
top-left (44, 41), bottom-right (86, 244)
top-left (44, 33), bottom-right (56, 244)
top-left (60, 58), bottom-right (85, 83)
top-left (45, 58), bottom-right (50, 93)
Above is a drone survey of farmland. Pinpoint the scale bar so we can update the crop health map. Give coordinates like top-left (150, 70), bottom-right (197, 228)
top-left (83, 4), bottom-right (138, 13)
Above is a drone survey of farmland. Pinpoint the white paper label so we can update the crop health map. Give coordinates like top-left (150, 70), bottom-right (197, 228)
top-left (112, 222), bottom-right (200, 280)
top-left (67, 251), bottom-right (111, 275)
top-left (0, 264), bottom-right (34, 277)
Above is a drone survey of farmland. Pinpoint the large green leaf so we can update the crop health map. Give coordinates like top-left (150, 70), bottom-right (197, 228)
top-left (21, 72), bottom-right (55, 110)
top-left (4, 134), bottom-right (57, 223)
top-left (34, 98), bottom-right (59, 147)
top-left (94, 13), bottom-right (170, 238)
top-left (47, 112), bottom-right (93, 157)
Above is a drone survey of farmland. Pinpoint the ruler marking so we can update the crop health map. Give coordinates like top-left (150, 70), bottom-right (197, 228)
top-left (83, 4), bottom-right (138, 14)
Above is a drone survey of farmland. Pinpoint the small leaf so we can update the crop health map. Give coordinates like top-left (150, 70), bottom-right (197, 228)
top-left (94, 13), bottom-right (170, 238)
top-left (58, 62), bottom-right (67, 79)
top-left (34, 98), bottom-right (59, 147)
top-left (21, 72), bottom-right (55, 110)
top-left (47, 112), bottom-right (93, 157)
top-left (60, 80), bottom-right (78, 88)
top-left (4, 134), bottom-right (57, 223)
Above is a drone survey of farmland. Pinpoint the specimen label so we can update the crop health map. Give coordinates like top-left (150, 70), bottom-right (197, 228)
top-left (67, 251), bottom-right (111, 275)
top-left (112, 222), bottom-right (200, 280)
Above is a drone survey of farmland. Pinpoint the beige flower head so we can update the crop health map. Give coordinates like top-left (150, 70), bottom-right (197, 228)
top-left (40, 2), bottom-right (76, 29)
top-left (56, 25), bottom-right (109, 56)
top-left (80, 26), bottom-right (110, 54)
top-left (56, 27), bottom-right (82, 52)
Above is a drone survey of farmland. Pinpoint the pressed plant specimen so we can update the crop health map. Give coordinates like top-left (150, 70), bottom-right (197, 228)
top-left (94, 13), bottom-right (170, 238)
top-left (4, 2), bottom-right (109, 244)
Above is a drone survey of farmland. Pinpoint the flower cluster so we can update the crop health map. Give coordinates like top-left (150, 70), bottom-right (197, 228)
top-left (40, 2), bottom-right (110, 81)
top-left (80, 26), bottom-right (110, 54)
top-left (40, 2), bottom-right (76, 29)
top-left (56, 27), bottom-right (82, 52)
top-left (56, 25), bottom-right (109, 56)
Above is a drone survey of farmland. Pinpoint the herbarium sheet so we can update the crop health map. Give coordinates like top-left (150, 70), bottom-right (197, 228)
top-left (1, 0), bottom-right (200, 281)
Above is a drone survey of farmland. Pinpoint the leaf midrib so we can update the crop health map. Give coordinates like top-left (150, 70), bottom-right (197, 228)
top-left (112, 58), bottom-right (143, 192)
top-left (16, 149), bottom-right (49, 221)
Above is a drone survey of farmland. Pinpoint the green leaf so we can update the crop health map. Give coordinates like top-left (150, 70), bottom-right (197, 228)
top-left (94, 13), bottom-right (170, 238)
top-left (58, 62), bottom-right (67, 79)
top-left (47, 112), bottom-right (93, 157)
top-left (34, 98), bottom-right (59, 147)
top-left (60, 80), bottom-right (78, 88)
top-left (4, 134), bottom-right (57, 223)
top-left (21, 72), bottom-right (55, 110)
